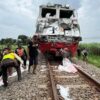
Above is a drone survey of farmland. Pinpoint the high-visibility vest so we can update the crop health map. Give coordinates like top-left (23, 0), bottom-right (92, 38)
top-left (3, 53), bottom-right (15, 60)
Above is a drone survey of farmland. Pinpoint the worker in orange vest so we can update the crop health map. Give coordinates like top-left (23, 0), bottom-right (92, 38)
top-left (15, 44), bottom-right (27, 68)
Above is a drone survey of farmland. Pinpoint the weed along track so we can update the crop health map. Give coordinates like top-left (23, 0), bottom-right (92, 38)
top-left (38, 56), bottom-right (100, 100)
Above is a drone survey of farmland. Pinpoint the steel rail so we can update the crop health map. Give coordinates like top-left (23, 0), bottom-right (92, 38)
top-left (47, 62), bottom-right (60, 100)
top-left (75, 66), bottom-right (100, 90)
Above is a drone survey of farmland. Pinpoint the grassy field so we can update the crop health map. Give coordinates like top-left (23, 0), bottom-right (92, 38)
top-left (79, 43), bottom-right (100, 68)
top-left (87, 55), bottom-right (100, 68)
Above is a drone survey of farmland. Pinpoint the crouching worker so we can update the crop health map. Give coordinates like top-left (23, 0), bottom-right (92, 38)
top-left (0, 48), bottom-right (23, 87)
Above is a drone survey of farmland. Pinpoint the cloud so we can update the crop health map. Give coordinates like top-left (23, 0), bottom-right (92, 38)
top-left (1, 0), bottom-right (99, 43)
top-left (78, 0), bottom-right (100, 40)
top-left (0, 0), bottom-right (82, 40)
top-left (0, 9), bottom-right (34, 38)
top-left (0, 24), bottom-right (25, 39)
top-left (0, 0), bottom-right (35, 39)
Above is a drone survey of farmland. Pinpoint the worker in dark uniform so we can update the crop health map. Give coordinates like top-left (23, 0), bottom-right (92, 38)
top-left (81, 48), bottom-right (88, 62)
top-left (0, 51), bottom-right (2, 76)
top-left (77, 48), bottom-right (81, 59)
top-left (27, 36), bottom-right (38, 74)
top-left (0, 50), bottom-right (3, 62)
top-left (0, 48), bottom-right (23, 87)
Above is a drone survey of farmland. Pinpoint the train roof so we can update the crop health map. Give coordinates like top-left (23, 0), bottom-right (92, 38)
top-left (38, 4), bottom-right (75, 19)
top-left (40, 4), bottom-right (74, 10)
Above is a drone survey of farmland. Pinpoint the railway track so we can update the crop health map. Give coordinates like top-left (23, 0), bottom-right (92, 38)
top-left (38, 56), bottom-right (100, 100)
top-left (0, 53), bottom-right (99, 100)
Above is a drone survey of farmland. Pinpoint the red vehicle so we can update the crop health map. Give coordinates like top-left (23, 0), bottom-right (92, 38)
top-left (36, 4), bottom-right (82, 57)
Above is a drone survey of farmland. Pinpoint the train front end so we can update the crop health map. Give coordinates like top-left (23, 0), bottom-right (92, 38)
top-left (36, 4), bottom-right (82, 57)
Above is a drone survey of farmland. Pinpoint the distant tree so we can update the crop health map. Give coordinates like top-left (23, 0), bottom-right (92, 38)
top-left (0, 39), bottom-right (6, 45)
top-left (5, 38), bottom-right (13, 44)
top-left (13, 39), bottom-right (17, 44)
top-left (0, 34), bottom-right (29, 46)
top-left (17, 35), bottom-right (29, 45)
top-left (0, 38), bottom-right (16, 45)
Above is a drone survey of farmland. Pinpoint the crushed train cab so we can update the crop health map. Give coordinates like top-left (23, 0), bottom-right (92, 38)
top-left (36, 4), bottom-right (82, 57)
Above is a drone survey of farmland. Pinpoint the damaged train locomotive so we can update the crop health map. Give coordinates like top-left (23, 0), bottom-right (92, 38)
top-left (36, 4), bottom-right (82, 57)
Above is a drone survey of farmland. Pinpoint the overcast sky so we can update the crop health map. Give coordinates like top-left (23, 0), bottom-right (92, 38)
top-left (0, 0), bottom-right (100, 42)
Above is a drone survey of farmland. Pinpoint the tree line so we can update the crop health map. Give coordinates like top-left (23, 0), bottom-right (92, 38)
top-left (0, 35), bottom-right (30, 45)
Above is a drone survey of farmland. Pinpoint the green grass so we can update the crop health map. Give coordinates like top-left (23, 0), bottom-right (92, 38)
top-left (77, 55), bottom-right (100, 68)
top-left (87, 55), bottom-right (100, 68)
top-left (78, 43), bottom-right (100, 68)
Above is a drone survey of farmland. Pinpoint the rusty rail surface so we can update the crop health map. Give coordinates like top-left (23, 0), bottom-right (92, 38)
top-left (75, 66), bottom-right (100, 90)
top-left (47, 62), bottom-right (60, 100)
